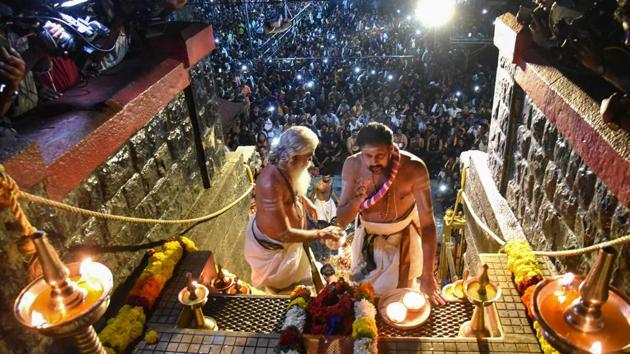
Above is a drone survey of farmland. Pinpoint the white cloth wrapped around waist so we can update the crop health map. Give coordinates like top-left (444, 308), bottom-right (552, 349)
top-left (243, 214), bottom-right (312, 293)
top-left (350, 205), bottom-right (423, 296)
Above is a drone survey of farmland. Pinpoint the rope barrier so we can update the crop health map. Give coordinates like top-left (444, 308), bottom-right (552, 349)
top-left (460, 190), bottom-right (630, 257)
top-left (0, 162), bottom-right (255, 279)
top-left (1, 163), bottom-right (255, 225)
top-left (461, 191), bottom-right (507, 247)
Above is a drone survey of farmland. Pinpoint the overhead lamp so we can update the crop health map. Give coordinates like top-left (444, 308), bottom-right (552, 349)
top-left (415, 0), bottom-right (456, 28)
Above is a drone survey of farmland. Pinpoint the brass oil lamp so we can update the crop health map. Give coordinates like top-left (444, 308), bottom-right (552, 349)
top-left (178, 272), bottom-right (218, 330)
top-left (533, 247), bottom-right (630, 353)
top-left (13, 231), bottom-right (113, 354)
top-left (459, 264), bottom-right (502, 338)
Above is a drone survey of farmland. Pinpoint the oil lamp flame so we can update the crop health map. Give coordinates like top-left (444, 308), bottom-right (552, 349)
top-left (385, 302), bottom-right (407, 323)
top-left (590, 341), bottom-right (602, 354)
top-left (561, 272), bottom-right (575, 287)
top-left (31, 311), bottom-right (47, 328)
top-left (80, 257), bottom-right (93, 278)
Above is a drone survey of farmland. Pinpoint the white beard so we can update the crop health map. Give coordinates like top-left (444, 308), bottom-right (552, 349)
top-left (289, 164), bottom-right (312, 196)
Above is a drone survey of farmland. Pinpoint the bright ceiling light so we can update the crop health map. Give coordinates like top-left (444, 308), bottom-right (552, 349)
top-left (415, 0), bottom-right (456, 28)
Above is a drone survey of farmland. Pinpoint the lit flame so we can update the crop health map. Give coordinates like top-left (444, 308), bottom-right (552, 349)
top-left (191, 280), bottom-right (199, 287)
top-left (386, 302), bottom-right (407, 323)
top-left (31, 311), bottom-right (47, 328)
top-left (80, 257), bottom-right (93, 278)
top-left (561, 273), bottom-right (575, 287)
top-left (590, 341), bottom-right (602, 354)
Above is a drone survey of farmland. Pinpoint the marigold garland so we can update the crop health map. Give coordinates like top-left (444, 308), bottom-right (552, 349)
top-left (99, 305), bottom-right (146, 353)
top-left (504, 240), bottom-right (554, 354)
top-left (144, 329), bottom-right (159, 344)
top-left (99, 237), bottom-right (196, 353)
top-left (352, 317), bottom-right (378, 339)
top-left (290, 285), bottom-right (311, 300)
top-left (127, 240), bottom-right (184, 310)
top-left (288, 297), bottom-right (309, 310)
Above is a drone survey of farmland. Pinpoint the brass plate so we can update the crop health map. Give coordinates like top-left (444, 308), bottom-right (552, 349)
top-left (378, 288), bottom-right (431, 330)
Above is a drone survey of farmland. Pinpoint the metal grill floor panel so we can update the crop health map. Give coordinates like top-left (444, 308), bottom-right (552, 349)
top-left (202, 295), bottom-right (290, 333)
top-left (377, 301), bottom-right (474, 337)
top-left (199, 294), bottom-right (472, 337)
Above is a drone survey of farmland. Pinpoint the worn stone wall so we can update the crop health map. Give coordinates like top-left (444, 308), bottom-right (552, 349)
top-left (487, 55), bottom-right (630, 297)
top-left (0, 56), bottom-right (228, 353)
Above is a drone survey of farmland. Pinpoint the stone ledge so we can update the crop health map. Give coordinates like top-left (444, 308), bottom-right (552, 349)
top-left (45, 59), bottom-right (191, 200)
top-left (462, 150), bottom-right (528, 244)
top-left (1, 24), bottom-right (217, 201)
top-left (494, 13), bottom-right (630, 207)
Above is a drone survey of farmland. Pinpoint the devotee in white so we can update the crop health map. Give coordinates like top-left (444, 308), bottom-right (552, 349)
top-left (336, 123), bottom-right (447, 305)
top-left (244, 126), bottom-right (342, 293)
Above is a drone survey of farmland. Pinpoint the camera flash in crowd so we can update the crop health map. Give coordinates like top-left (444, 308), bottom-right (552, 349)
top-left (416, 29), bottom-right (421, 35)
top-left (215, 38), bottom-right (220, 44)
top-left (323, 58), bottom-right (329, 64)
top-left (387, 74), bottom-right (394, 81)
top-left (474, 85), bottom-right (481, 93)
top-left (354, 67), bottom-right (361, 73)
top-left (297, 74), bottom-right (303, 80)
top-left (406, 15), bottom-right (411, 21)
top-left (482, 8), bottom-right (488, 15)
top-left (306, 81), bottom-right (314, 88)
top-left (456, 91), bottom-right (462, 97)
top-left (397, 9), bottom-right (401, 14)
top-left (267, 106), bottom-right (275, 112)
top-left (439, 184), bottom-right (448, 192)
top-left (371, 69), bottom-right (376, 75)
top-left (241, 64), bottom-right (248, 71)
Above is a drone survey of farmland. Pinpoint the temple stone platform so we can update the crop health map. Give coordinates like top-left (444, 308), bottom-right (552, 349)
top-left (127, 251), bottom-right (545, 353)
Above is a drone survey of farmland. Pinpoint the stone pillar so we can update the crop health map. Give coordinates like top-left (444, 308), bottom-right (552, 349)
top-left (489, 13), bottom-right (630, 296)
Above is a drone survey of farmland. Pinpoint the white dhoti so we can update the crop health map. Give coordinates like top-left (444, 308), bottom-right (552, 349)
top-left (350, 206), bottom-right (423, 296)
top-left (314, 198), bottom-right (337, 223)
top-left (244, 215), bottom-right (312, 293)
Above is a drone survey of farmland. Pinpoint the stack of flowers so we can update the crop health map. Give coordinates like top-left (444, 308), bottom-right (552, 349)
top-left (503, 240), bottom-right (558, 354)
top-left (127, 239), bottom-right (185, 310)
top-left (99, 304), bottom-right (146, 354)
top-left (277, 285), bottom-right (310, 353)
top-left (504, 241), bottom-right (543, 293)
top-left (309, 279), bottom-right (355, 336)
top-left (277, 280), bottom-right (378, 354)
top-left (99, 237), bottom-right (197, 354)
top-left (352, 284), bottom-right (378, 354)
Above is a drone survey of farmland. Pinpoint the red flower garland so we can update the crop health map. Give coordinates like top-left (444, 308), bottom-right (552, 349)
top-left (308, 279), bottom-right (356, 336)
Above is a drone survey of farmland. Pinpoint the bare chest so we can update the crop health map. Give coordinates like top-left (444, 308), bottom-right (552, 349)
top-left (358, 172), bottom-right (415, 223)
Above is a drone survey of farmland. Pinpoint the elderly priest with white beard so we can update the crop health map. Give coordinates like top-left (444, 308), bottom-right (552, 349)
top-left (244, 126), bottom-right (342, 294)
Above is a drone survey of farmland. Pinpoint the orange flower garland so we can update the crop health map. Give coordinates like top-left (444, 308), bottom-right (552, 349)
top-left (99, 237), bottom-right (197, 353)
top-left (503, 240), bottom-right (559, 354)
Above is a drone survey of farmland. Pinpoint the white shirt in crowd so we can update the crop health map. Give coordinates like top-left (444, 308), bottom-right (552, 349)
top-left (390, 114), bottom-right (400, 128)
